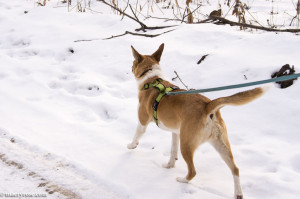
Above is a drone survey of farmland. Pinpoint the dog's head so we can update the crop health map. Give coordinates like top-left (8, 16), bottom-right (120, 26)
top-left (131, 43), bottom-right (164, 79)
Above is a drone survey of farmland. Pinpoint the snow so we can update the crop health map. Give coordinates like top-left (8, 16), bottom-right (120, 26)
top-left (0, 0), bottom-right (300, 198)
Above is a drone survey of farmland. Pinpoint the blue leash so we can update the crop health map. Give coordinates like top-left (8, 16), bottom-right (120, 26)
top-left (166, 73), bottom-right (300, 96)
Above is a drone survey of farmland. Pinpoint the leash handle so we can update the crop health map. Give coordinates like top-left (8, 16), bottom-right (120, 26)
top-left (167, 73), bottom-right (300, 96)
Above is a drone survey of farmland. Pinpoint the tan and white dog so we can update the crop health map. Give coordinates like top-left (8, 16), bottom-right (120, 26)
top-left (128, 43), bottom-right (267, 199)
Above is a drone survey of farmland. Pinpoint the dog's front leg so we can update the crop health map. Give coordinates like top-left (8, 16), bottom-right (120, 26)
top-left (127, 122), bottom-right (147, 149)
top-left (163, 133), bottom-right (179, 168)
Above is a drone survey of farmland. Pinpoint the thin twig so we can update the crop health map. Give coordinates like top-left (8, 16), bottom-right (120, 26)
top-left (129, 4), bottom-right (140, 22)
top-left (121, 0), bottom-right (130, 20)
top-left (153, 0), bottom-right (164, 15)
top-left (173, 71), bottom-right (189, 90)
top-left (103, 32), bottom-right (128, 40)
top-left (97, 0), bottom-right (177, 32)
top-left (181, 4), bottom-right (202, 23)
top-left (145, 15), bottom-right (179, 22)
top-left (290, 15), bottom-right (298, 26)
top-left (103, 29), bottom-right (176, 40)
top-left (74, 38), bottom-right (101, 42)
top-left (135, 25), bottom-right (178, 32)
top-left (85, 7), bottom-right (103, 14)
top-left (172, 7), bottom-right (181, 21)
top-left (98, 0), bottom-right (146, 27)
top-left (129, 4), bottom-right (146, 31)
top-left (245, 9), bottom-right (264, 27)
top-left (75, 29), bottom-right (176, 42)
top-left (36, 2), bottom-right (44, 6)
top-left (224, 2), bottom-right (235, 18)
top-left (181, 7), bottom-right (187, 23)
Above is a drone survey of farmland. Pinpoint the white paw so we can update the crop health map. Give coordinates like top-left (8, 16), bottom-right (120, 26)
top-left (176, 177), bottom-right (189, 183)
top-left (127, 142), bottom-right (138, 149)
top-left (162, 162), bottom-right (175, 168)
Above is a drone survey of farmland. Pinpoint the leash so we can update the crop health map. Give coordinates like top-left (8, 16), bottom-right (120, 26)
top-left (166, 73), bottom-right (300, 96)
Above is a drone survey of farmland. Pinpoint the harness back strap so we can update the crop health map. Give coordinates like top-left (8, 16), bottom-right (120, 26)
top-left (142, 79), bottom-right (178, 126)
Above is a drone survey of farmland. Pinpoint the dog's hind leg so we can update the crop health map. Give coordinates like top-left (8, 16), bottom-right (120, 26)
top-left (177, 144), bottom-right (197, 183)
top-left (176, 129), bottom-right (198, 183)
top-left (127, 122), bottom-right (148, 149)
top-left (210, 134), bottom-right (243, 199)
top-left (163, 133), bottom-right (179, 168)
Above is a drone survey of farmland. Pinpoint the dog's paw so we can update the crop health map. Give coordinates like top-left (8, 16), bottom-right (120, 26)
top-left (162, 162), bottom-right (175, 169)
top-left (127, 142), bottom-right (138, 149)
top-left (176, 177), bottom-right (189, 183)
top-left (235, 195), bottom-right (243, 199)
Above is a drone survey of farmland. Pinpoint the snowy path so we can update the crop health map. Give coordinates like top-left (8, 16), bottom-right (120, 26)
top-left (0, 129), bottom-right (125, 199)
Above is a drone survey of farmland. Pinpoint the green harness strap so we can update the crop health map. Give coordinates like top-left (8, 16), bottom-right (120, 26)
top-left (142, 79), bottom-right (178, 126)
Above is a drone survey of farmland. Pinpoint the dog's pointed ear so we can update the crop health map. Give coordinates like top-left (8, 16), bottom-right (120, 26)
top-left (152, 43), bottom-right (164, 62)
top-left (131, 45), bottom-right (143, 63)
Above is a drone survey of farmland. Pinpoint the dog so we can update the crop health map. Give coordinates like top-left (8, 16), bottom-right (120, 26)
top-left (127, 43), bottom-right (267, 199)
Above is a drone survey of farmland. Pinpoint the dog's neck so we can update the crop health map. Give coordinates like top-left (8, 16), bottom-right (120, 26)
top-left (136, 64), bottom-right (164, 89)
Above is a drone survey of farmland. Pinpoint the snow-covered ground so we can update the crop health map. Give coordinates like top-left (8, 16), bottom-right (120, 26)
top-left (0, 0), bottom-right (300, 198)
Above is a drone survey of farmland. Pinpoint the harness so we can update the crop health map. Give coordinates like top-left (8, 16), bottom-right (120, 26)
top-left (142, 78), bottom-right (178, 126)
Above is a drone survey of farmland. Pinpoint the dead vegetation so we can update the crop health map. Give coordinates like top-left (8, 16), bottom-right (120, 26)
top-left (34, 0), bottom-right (300, 39)
top-left (290, 0), bottom-right (300, 26)
top-left (232, 0), bottom-right (245, 29)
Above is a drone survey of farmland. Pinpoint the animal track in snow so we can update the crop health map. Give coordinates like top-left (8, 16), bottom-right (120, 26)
top-left (49, 73), bottom-right (103, 97)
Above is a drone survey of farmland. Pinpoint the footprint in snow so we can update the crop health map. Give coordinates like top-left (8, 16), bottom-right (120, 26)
top-left (49, 80), bottom-right (102, 97)
top-left (181, 187), bottom-right (197, 194)
top-left (70, 85), bottom-right (102, 97)
top-left (12, 38), bottom-right (31, 47)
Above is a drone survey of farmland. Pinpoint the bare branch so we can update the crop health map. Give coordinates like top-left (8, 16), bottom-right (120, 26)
top-left (102, 32), bottom-right (128, 40)
top-left (181, 4), bottom-right (202, 23)
top-left (74, 29), bottom-right (176, 42)
top-left (172, 71), bottom-right (189, 90)
top-left (129, 4), bottom-right (147, 32)
top-left (135, 25), bottom-right (178, 32)
top-left (74, 38), bottom-right (101, 42)
top-left (121, 0), bottom-right (130, 20)
top-left (97, 0), bottom-right (177, 32)
top-left (198, 16), bottom-right (300, 33)
top-left (181, 7), bottom-right (187, 23)
top-left (98, 0), bottom-right (147, 28)
top-left (145, 16), bottom-right (181, 22)
top-left (103, 29), bottom-right (176, 40)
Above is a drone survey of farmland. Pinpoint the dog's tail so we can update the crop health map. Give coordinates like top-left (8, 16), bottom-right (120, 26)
top-left (206, 85), bottom-right (270, 115)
